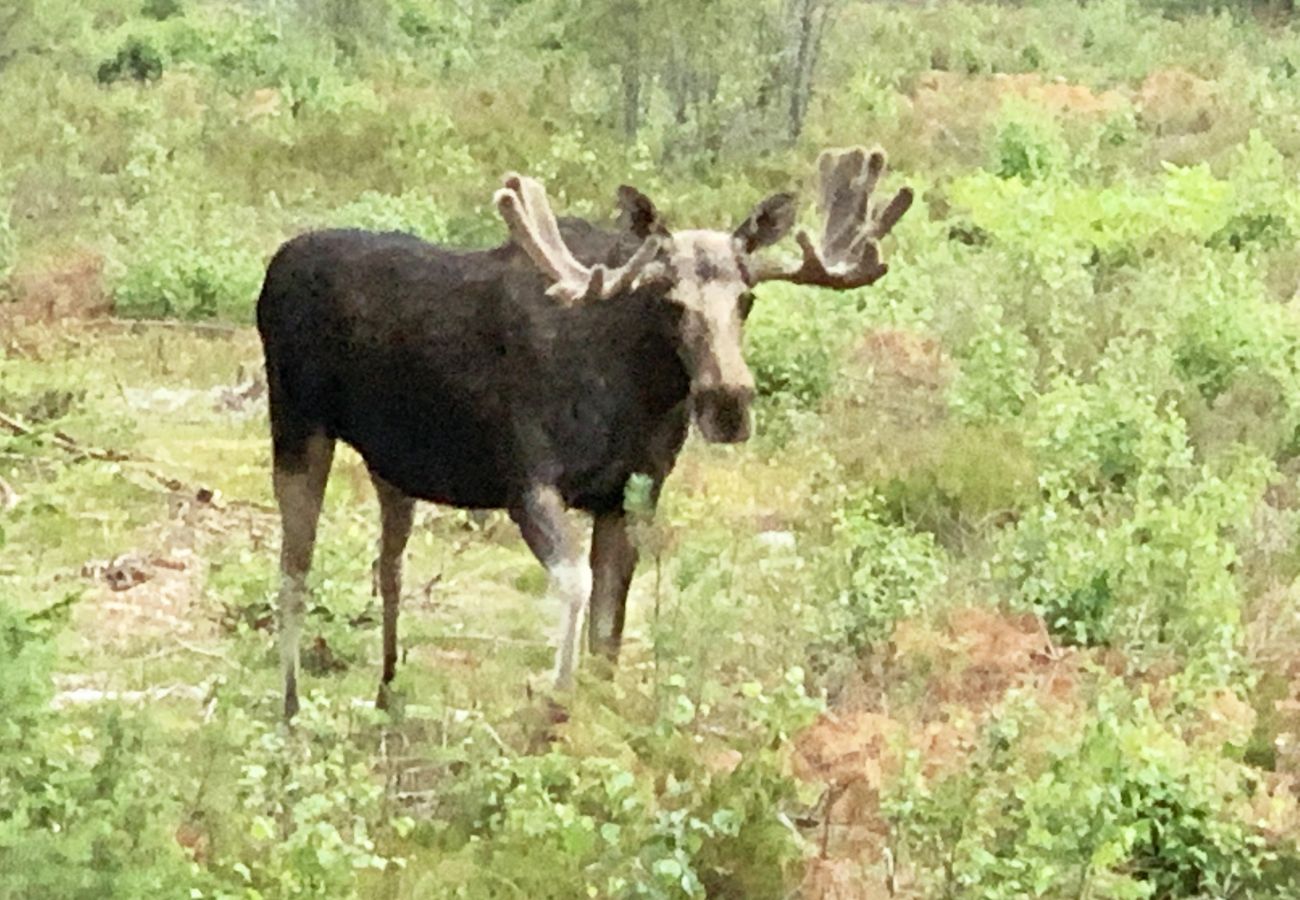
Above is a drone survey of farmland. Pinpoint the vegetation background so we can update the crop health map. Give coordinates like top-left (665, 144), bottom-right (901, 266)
top-left (7, 0), bottom-right (1300, 896)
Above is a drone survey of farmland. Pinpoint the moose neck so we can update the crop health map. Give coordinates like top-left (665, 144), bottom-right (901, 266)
top-left (554, 287), bottom-right (692, 421)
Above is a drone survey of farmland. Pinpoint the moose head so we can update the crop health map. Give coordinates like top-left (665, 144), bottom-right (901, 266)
top-left (495, 146), bottom-right (914, 445)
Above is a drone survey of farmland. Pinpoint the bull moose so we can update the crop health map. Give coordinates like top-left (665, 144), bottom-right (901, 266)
top-left (256, 147), bottom-right (912, 717)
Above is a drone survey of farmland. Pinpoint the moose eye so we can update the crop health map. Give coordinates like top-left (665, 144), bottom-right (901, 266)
top-left (738, 291), bottom-right (756, 320)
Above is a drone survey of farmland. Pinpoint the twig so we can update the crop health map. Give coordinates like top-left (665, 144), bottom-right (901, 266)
top-left (478, 719), bottom-right (513, 756)
top-left (90, 317), bottom-right (246, 336)
top-left (0, 407), bottom-right (274, 514)
top-left (0, 474), bottom-right (18, 511)
top-left (435, 632), bottom-right (548, 648)
top-left (177, 639), bottom-right (237, 664)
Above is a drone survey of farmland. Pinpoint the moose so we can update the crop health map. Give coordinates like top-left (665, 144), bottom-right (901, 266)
top-left (257, 147), bottom-right (912, 717)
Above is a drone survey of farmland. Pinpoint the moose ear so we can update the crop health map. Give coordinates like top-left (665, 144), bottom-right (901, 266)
top-left (733, 192), bottom-right (797, 254)
top-left (616, 185), bottom-right (668, 238)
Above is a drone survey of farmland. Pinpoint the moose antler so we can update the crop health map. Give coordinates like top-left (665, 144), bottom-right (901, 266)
top-left (494, 174), bottom-right (663, 305)
top-left (754, 147), bottom-right (913, 289)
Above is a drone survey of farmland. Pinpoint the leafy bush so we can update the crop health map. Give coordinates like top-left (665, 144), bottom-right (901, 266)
top-left (199, 695), bottom-right (409, 899)
top-left (948, 310), bottom-right (1037, 424)
top-left (430, 668), bottom-right (820, 899)
top-left (109, 199), bottom-right (269, 320)
top-left (992, 101), bottom-right (1068, 181)
top-left (97, 35), bottom-right (164, 84)
top-left (743, 281), bottom-right (862, 446)
top-left (824, 494), bottom-right (948, 652)
top-left (999, 365), bottom-right (1269, 656)
top-left (0, 600), bottom-right (195, 899)
top-left (325, 190), bottom-right (452, 243)
top-left (887, 685), bottom-right (1296, 898)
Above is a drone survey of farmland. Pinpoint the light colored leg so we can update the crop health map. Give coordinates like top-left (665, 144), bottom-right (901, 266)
top-left (551, 558), bottom-right (593, 690)
top-left (273, 433), bottom-right (335, 719)
top-left (510, 485), bottom-right (589, 691)
top-left (372, 474), bottom-right (415, 710)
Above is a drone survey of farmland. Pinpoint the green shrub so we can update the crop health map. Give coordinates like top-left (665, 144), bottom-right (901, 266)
top-left (201, 695), bottom-right (409, 899)
top-left (97, 35), bottom-right (164, 84)
top-left (325, 190), bottom-right (452, 243)
top-left (141, 0), bottom-right (183, 21)
top-left (0, 600), bottom-right (195, 899)
top-left (999, 369), bottom-right (1269, 656)
top-left (948, 311), bottom-right (1037, 424)
top-left (746, 286), bottom-right (844, 405)
top-left (824, 494), bottom-right (948, 652)
top-left (109, 198), bottom-right (269, 320)
top-left (888, 685), bottom-right (1296, 898)
top-left (112, 235), bottom-right (265, 319)
top-left (431, 668), bottom-right (819, 899)
top-left (992, 101), bottom-right (1067, 181)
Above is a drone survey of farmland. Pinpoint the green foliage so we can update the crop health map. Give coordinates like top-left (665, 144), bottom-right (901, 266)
top-left (0, 601), bottom-right (195, 899)
top-left (431, 668), bottom-right (819, 899)
top-left (825, 494), bottom-right (947, 651)
top-left (97, 35), bottom-right (164, 84)
top-left (993, 101), bottom-right (1068, 181)
top-left (888, 685), bottom-right (1294, 898)
top-left (325, 190), bottom-right (452, 243)
top-left (948, 309), bottom-right (1037, 424)
top-left (999, 365), bottom-right (1269, 656)
top-left (200, 696), bottom-right (408, 898)
top-left (109, 199), bottom-right (269, 320)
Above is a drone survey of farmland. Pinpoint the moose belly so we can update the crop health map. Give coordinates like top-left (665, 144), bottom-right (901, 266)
top-left (332, 393), bottom-right (517, 509)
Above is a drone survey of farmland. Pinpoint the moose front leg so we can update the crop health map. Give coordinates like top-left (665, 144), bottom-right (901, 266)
top-left (588, 512), bottom-right (637, 661)
top-left (510, 485), bottom-right (591, 690)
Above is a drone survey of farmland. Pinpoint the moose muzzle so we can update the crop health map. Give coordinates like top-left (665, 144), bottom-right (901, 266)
top-left (692, 380), bottom-right (755, 444)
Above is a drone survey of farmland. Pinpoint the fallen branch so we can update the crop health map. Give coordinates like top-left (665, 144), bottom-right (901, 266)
top-left (90, 317), bottom-right (246, 336)
top-left (0, 407), bottom-right (274, 514)
top-left (1, 409), bottom-right (132, 464)
top-left (51, 684), bottom-right (209, 709)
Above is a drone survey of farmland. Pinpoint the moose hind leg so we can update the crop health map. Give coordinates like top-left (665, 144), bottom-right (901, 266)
top-left (588, 512), bottom-right (637, 661)
top-left (273, 432), bottom-right (335, 719)
top-left (510, 485), bottom-right (589, 691)
top-left (371, 474), bottom-right (415, 710)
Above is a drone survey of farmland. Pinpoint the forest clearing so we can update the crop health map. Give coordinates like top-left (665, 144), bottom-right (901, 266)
top-left (8, 0), bottom-right (1300, 896)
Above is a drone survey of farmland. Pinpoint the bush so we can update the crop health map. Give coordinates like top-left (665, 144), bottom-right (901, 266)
top-left (198, 695), bottom-right (409, 899)
top-left (109, 199), bottom-right (269, 320)
top-left (887, 685), bottom-right (1296, 898)
top-left (430, 668), bottom-right (820, 899)
top-left (97, 35), bottom-right (164, 85)
top-left (998, 366), bottom-right (1269, 657)
top-left (992, 101), bottom-right (1067, 181)
top-left (325, 190), bottom-right (452, 243)
top-left (0, 600), bottom-right (195, 899)
top-left (824, 494), bottom-right (948, 652)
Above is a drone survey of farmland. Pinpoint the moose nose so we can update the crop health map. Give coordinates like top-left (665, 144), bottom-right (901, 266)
top-left (694, 385), bottom-right (755, 444)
